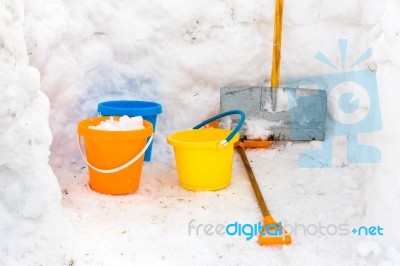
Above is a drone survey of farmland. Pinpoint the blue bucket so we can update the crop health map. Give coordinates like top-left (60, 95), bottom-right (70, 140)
top-left (98, 100), bottom-right (162, 161)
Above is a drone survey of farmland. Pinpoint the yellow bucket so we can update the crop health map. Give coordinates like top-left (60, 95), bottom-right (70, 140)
top-left (167, 110), bottom-right (245, 191)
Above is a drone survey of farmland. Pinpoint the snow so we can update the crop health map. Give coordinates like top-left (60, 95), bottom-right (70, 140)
top-left (262, 88), bottom-right (294, 113)
top-left (219, 116), bottom-right (275, 140)
top-left (0, 1), bottom-right (70, 265)
top-left (357, 241), bottom-right (382, 257)
top-left (89, 116), bottom-right (144, 131)
top-left (243, 118), bottom-right (274, 140)
top-left (0, 0), bottom-right (399, 265)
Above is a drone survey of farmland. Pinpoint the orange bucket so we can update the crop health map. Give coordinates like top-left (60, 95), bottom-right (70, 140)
top-left (77, 116), bottom-right (153, 195)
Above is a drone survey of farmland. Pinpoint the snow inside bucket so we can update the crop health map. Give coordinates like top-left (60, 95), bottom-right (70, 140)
top-left (98, 100), bottom-right (162, 162)
top-left (78, 116), bottom-right (153, 195)
top-left (89, 115), bottom-right (145, 131)
top-left (167, 110), bottom-right (245, 191)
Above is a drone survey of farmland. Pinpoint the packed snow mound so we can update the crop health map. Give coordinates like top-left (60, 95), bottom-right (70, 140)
top-left (243, 118), bottom-right (274, 140)
top-left (0, 1), bottom-right (63, 263)
top-left (89, 116), bottom-right (144, 131)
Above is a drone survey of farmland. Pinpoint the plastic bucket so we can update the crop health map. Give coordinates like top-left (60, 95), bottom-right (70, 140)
top-left (98, 100), bottom-right (162, 162)
top-left (167, 110), bottom-right (245, 191)
top-left (77, 116), bottom-right (153, 195)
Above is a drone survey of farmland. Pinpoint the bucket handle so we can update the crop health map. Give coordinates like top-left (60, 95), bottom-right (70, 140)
top-left (77, 133), bottom-right (154, 174)
top-left (192, 110), bottom-right (245, 147)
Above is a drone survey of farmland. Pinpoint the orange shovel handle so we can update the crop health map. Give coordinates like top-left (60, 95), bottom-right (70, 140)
top-left (271, 0), bottom-right (284, 88)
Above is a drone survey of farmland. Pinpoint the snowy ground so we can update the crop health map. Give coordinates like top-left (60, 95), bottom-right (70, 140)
top-left (48, 142), bottom-right (378, 266)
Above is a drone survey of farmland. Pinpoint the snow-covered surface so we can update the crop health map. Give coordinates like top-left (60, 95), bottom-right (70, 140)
top-left (262, 89), bottom-right (293, 113)
top-left (243, 118), bottom-right (275, 140)
top-left (1, 0), bottom-right (399, 265)
top-left (0, 1), bottom-right (64, 265)
top-left (89, 116), bottom-right (144, 131)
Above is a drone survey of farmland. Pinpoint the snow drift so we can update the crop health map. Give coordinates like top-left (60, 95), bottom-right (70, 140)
top-left (0, 0), bottom-right (62, 263)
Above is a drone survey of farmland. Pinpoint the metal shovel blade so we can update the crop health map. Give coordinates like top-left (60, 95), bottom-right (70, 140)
top-left (220, 86), bottom-right (327, 141)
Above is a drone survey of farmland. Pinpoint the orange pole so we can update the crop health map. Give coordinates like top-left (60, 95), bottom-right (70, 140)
top-left (271, 0), bottom-right (284, 88)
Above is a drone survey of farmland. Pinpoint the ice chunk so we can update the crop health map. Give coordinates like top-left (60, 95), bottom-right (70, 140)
top-left (89, 116), bottom-right (145, 131)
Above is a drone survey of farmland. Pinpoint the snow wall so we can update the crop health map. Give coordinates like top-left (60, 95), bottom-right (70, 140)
top-left (1, 0), bottom-right (399, 263)
top-left (0, 0), bottom-right (62, 262)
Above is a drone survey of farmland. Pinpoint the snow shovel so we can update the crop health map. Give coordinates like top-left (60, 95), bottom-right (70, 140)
top-left (220, 0), bottom-right (327, 141)
top-left (237, 146), bottom-right (292, 245)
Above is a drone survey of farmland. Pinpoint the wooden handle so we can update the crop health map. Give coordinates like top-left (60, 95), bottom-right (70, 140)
top-left (237, 147), bottom-right (270, 217)
top-left (271, 0), bottom-right (284, 88)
